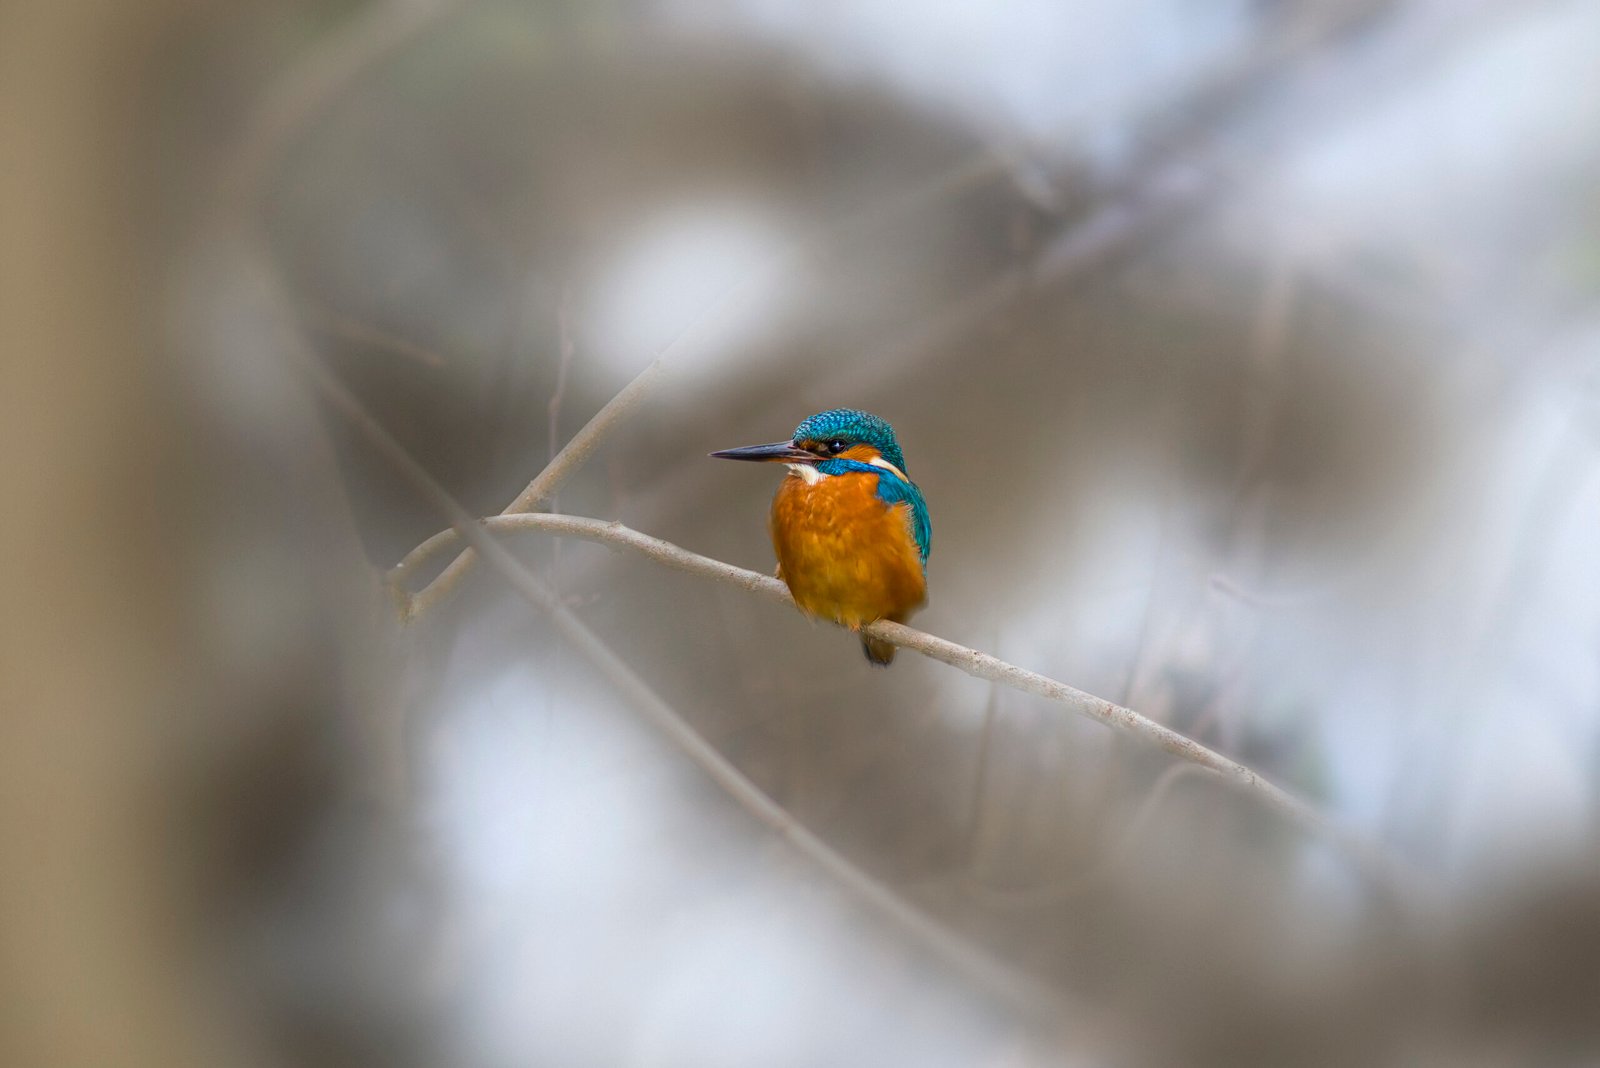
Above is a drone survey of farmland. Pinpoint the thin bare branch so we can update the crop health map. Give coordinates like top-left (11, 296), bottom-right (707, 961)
top-left (450, 511), bottom-right (1412, 893)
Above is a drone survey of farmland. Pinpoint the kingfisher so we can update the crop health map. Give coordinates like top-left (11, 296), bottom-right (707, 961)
top-left (712, 408), bottom-right (931, 665)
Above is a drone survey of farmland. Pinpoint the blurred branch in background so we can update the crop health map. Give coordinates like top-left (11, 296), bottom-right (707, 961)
top-left (840, 0), bottom-right (1542, 404)
top-left (220, 0), bottom-right (471, 215)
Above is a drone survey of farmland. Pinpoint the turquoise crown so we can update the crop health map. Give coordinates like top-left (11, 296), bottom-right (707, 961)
top-left (793, 408), bottom-right (908, 474)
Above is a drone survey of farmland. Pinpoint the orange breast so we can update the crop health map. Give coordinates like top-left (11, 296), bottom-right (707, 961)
top-left (769, 470), bottom-right (927, 629)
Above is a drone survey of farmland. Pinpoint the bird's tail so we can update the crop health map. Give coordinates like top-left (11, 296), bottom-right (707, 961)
top-left (861, 634), bottom-right (896, 666)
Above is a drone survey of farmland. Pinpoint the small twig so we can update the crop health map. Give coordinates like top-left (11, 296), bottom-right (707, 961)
top-left (391, 355), bottom-right (666, 616)
top-left (452, 512), bottom-right (1412, 894)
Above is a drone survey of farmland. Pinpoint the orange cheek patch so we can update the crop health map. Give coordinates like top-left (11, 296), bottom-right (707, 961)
top-left (838, 444), bottom-right (882, 464)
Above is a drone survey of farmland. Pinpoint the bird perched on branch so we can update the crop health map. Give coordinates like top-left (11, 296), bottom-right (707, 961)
top-left (713, 408), bottom-right (930, 665)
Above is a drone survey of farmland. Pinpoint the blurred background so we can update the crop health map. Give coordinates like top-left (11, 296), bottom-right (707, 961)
top-left (5, 0), bottom-right (1600, 1064)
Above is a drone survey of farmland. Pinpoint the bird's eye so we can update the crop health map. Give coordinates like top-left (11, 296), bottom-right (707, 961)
top-left (827, 440), bottom-right (845, 454)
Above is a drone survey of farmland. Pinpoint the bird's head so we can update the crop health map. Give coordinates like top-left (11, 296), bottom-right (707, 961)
top-left (711, 408), bottom-right (909, 478)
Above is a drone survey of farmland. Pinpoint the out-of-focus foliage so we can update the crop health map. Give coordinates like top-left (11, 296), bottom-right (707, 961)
top-left (7, 1), bottom-right (1600, 1066)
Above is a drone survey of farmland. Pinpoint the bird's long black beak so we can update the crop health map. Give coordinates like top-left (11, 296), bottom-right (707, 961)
top-left (709, 440), bottom-right (816, 463)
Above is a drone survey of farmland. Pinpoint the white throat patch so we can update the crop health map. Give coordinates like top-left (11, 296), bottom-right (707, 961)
top-left (787, 463), bottom-right (824, 485)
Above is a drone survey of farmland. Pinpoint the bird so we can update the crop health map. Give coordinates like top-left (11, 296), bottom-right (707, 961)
top-left (712, 408), bottom-right (930, 665)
